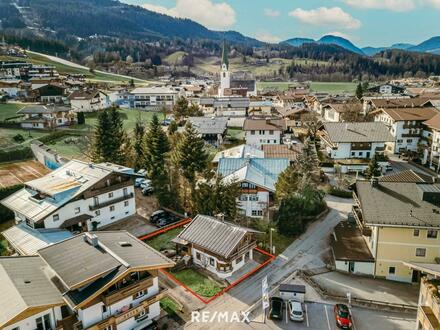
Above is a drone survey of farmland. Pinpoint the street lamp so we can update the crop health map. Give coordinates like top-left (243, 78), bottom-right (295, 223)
top-left (269, 228), bottom-right (275, 254)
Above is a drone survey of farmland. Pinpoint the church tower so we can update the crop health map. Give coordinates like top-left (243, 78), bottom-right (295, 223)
top-left (219, 40), bottom-right (230, 97)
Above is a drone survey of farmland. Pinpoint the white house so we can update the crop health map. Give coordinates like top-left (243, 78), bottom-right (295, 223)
top-left (174, 215), bottom-right (260, 279)
top-left (424, 113), bottom-right (440, 172)
top-left (243, 118), bottom-right (285, 148)
top-left (0, 79), bottom-right (23, 98)
top-left (218, 158), bottom-right (289, 218)
top-left (320, 122), bottom-right (394, 159)
top-left (1, 160), bottom-right (137, 233)
top-left (17, 104), bottom-right (76, 129)
top-left (373, 107), bottom-right (439, 154)
top-left (69, 90), bottom-right (109, 112)
top-left (130, 86), bottom-right (180, 110)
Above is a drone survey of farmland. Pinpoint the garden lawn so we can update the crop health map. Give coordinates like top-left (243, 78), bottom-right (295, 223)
top-left (257, 81), bottom-right (357, 94)
top-left (170, 268), bottom-right (223, 298)
top-left (0, 103), bottom-right (25, 121)
top-left (0, 128), bottom-right (50, 149)
top-left (146, 227), bottom-right (183, 251)
top-left (160, 297), bottom-right (180, 315)
top-left (0, 219), bottom-right (14, 256)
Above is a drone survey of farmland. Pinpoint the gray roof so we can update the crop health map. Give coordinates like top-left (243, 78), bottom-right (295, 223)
top-left (331, 221), bottom-right (374, 262)
top-left (38, 231), bottom-right (174, 292)
top-left (356, 181), bottom-right (440, 228)
top-left (176, 215), bottom-right (260, 258)
top-left (323, 122), bottom-right (394, 143)
top-left (212, 144), bottom-right (264, 163)
top-left (0, 256), bottom-right (64, 327)
top-left (379, 170), bottom-right (435, 183)
top-left (188, 116), bottom-right (228, 135)
top-left (17, 105), bottom-right (72, 114)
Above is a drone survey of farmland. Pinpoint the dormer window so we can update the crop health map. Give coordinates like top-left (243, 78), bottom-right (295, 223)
top-left (53, 214), bottom-right (59, 221)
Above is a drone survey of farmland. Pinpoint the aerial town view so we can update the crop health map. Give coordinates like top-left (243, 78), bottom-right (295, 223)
top-left (1, 0), bottom-right (440, 329)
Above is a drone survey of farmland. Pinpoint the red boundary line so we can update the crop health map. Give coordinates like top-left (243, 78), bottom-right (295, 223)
top-left (138, 218), bottom-right (276, 305)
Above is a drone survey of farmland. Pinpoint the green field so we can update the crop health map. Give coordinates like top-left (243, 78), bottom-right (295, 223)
top-left (146, 227), bottom-right (183, 251)
top-left (257, 81), bottom-right (357, 94)
top-left (0, 103), bottom-right (25, 121)
top-left (170, 268), bottom-right (223, 298)
top-left (0, 52), bottom-right (145, 83)
top-left (0, 127), bottom-right (50, 149)
top-left (164, 51), bottom-right (188, 65)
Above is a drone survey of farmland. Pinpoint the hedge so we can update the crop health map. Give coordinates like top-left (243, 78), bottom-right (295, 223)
top-left (39, 130), bottom-right (76, 144)
top-left (0, 147), bottom-right (33, 163)
top-left (0, 184), bottom-right (23, 223)
top-left (327, 186), bottom-right (353, 198)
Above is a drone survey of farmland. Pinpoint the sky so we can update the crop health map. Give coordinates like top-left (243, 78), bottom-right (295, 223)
top-left (124, 0), bottom-right (440, 47)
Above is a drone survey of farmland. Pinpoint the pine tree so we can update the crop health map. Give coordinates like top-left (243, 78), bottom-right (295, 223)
top-left (132, 115), bottom-right (145, 171)
top-left (173, 97), bottom-right (189, 119)
top-left (275, 165), bottom-right (301, 202)
top-left (77, 111), bottom-right (85, 125)
top-left (91, 109), bottom-right (112, 162)
top-left (144, 114), bottom-right (171, 206)
top-left (356, 82), bottom-right (363, 99)
top-left (108, 107), bottom-right (129, 165)
top-left (297, 139), bottom-right (320, 187)
top-left (365, 154), bottom-right (382, 179)
top-left (168, 120), bottom-right (178, 135)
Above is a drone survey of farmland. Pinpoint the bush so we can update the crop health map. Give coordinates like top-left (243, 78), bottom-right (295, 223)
top-left (0, 184), bottom-right (23, 223)
top-left (12, 134), bottom-right (25, 143)
top-left (0, 147), bottom-right (33, 163)
top-left (77, 111), bottom-right (85, 125)
top-left (39, 131), bottom-right (75, 144)
top-left (327, 186), bottom-right (353, 198)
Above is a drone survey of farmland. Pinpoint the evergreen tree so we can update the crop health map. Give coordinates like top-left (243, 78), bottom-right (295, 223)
top-left (297, 139), bottom-right (320, 187)
top-left (168, 120), bottom-right (178, 135)
top-left (144, 114), bottom-right (171, 205)
top-left (365, 154), bottom-right (382, 179)
top-left (77, 111), bottom-right (85, 125)
top-left (132, 115), bottom-right (145, 171)
top-left (91, 109), bottom-right (112, 162)
top-left (108, 107), bottom-right (129, 165)
top-left (277, 196), bottom-right (304, 236)
top-left (356, 82), bottom-right (363, 99)
top-left (173, 97), bottom-right (189, 120)
top-left (275, 165), bottom-right (301, 202)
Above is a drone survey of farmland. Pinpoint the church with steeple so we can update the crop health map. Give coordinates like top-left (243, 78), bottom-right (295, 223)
top-left (218, 41), bottom-right (257, 98)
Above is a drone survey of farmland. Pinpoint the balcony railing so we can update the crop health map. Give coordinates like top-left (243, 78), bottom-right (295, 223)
top-left (89, 193), bottom-right (133, 211)
top-left (102, 276), bottom-right (154, 306)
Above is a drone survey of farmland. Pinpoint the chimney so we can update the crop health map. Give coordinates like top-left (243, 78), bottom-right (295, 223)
top-left (371, 177), bottom-right (379, 188)
top-left (84, 232), bottom-right (99, 247)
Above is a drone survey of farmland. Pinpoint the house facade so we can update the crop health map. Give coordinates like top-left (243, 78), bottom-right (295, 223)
top-left (243, 118), bottom-right (285, 148)
top-left (320, 122), bottom-right (393, 159)
top-left (218, 158), bottom-right (289, 218)
top-left (424, 113), bottom-right (440, 172)
top-left (1, 160), bottom-right (137, 234)
top-left (69, 90), bottom-right (109, 112)
top-left (17, 105), bottom-right (76, 129)
top-left (174, 215), bottom-right (260, 279)
top-left (353, 180), bottom-right (440, 283)
top-left (130, 87), bottom-right (180, 110)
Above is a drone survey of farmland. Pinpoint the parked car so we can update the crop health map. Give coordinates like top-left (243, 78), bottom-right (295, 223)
top-left (150, 210), bottom-right (165, 224)
top-left (135, 178), bottom-right (146, 187)
top-left (269, 297), bottom-right (284, 320)
top-left (157, 213), bottom-right (180, 227)
top-left (288, 300), bottom-right (304, 322)
top-left (140, 179), bottom-right (152, 189)
top-left (334, 304), bottom-right (352, 329)
top-left (142, 186), bottom-right (154, 196)
top-left (161, 118), bottom-right (172, 126)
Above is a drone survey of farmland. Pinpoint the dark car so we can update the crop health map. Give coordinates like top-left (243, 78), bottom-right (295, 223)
top-left (334, 304), bottom-right (352, 329)
top-left (150, 210), bottom-right (166, 224)
top-left (269, 297), bottom-right (284, 320)
top-left (157, 213), bottom-right (180, 227)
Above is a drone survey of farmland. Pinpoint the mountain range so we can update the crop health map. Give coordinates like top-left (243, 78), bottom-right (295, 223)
top-left (283, 35), bottom-right (440, 56)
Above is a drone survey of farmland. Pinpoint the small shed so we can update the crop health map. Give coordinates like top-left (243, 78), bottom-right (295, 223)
top-left (279, 284), bottom-right (306, 302)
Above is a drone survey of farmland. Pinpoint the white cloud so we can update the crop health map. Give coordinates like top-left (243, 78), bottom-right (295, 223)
top-left (289, 7), bottom-right (361, 29)
top-left (341, 0), bottom-right (416, 12)
top-left (142, 0), bottom-right (236, 30)
top-left (264, 8), bottom-right (281, 17)
top-left (256, 32), bottom-right (282, 43)
top-left (342, 0), bottom-right (440, 11)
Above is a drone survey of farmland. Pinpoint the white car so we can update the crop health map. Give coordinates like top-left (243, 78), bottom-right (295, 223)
top-left (288, 300), bottom-right (304, 322)
top-left (135, 178), bottom-right (146, 187)
top-left (140, 179), bottom-right (152, 189)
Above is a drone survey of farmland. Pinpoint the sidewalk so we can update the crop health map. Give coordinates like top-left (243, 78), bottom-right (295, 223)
top-left (309, 271), bottom-right (419, 307)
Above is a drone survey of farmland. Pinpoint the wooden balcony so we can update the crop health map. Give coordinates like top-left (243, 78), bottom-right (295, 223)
top-left (89, 193), bottom-right (133, 211)
top-left (102, 276), bottom-right (154, 306)
top-left (84, 179), bottom-right (133, 199)
top-left (89, 290), bottom-right (168, 330)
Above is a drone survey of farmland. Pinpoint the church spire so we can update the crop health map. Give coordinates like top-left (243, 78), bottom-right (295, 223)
top-left (221, 40), bottom-right (229, 70)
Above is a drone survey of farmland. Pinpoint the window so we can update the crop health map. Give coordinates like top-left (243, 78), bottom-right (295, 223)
top-left (53, 214), bottom-right (59, 221)
top-left (134, 290), bottom-right (145, 299)
top-left (236, 256), bottom-right (243, 264)
top-left (388, 267), bottom-right (396, 275)
top-left (93, 196), bottom-right (99, 206)
top-left (251, 130), bottom-right (255, 135)
top-left (251, 210), bottom-right (263, 216)
top-left (95, 210), bottom-right (100, 216)
top-left (397, 139), bottom-right (403, 143)
top-left (416, 248), bottom-right (426, 257)
top-left (196, 252), bottom-right (201, 260)
top-left (108, 192), bottom-right (113, 198)
top-left (428, 230), bottom-right (438, 239)
top-left (209, 257), bottom-right (215, 266)
top-left (110, 205), bottom-right (115, 212)
top-left (413, 229), bottom-right (419, 237)
top-left (407, 139), bottom-right (413, 143)
top-left (123, 188), bottom-right (128, 196)
top-left (36, 314), bottom-right (51, 330)
top-left (124, 201), bottom-right (129, 207)
top-left (102, 305), bottom-right (108, 313)
top-left (249, 195), bottom-right (258, 201)
top-left (239, 195), bottom-right (248, 201)
top-left (269, 130), bottom-right (274, 135)
top-left (351, 152), bottom-right (355, 156)
top-left (74, 207), bottom-right (80, 214)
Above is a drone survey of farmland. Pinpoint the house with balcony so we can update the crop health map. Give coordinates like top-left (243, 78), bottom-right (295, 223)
top-left (352, 179), bottom-right (440, 283)
top-left (373, 106), bottom-right (439, 154)
top-left (404, 262), bottom-right (440, 330)
top-left (1, 159), bottom-right (136, 236)
top-left (30, 83), bottom-right (67, 104)
top-left (173, 215), bottom-right (260, 279)
top-left (0, 231), bottom-right (175, 330)
top-left (69, 89), bottom-right (109, 112)
top-left (17, 104), bottom-right (76, 129)
top-left (187, 116), bottom-right (228, 147)
top-left (319, 122), bottom-right (393, 159)
top-left (424, 113), bottom-right (440, 173)
top-left (218, 158), bottom-right (289, 218)
top-left (243, 118), bottom-right (286, 148)
top-left (130, 87), bottom-right (180, 110)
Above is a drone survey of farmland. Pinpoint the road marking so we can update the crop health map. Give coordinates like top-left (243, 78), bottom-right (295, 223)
top-left (305, 303), bottom-right (309, 327)
top-left (286, 301), bottom-right (288, 324)
top-left (324, 305), bottom-right (332, 330)
top-left (349, 307), bottom-right (356, 330)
